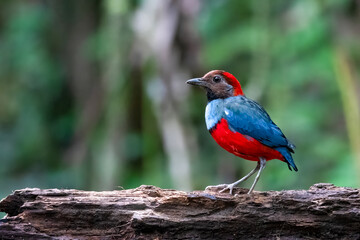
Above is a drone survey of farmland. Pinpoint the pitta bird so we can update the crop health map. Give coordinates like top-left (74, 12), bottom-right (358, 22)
top-left (187, 70), bottom-right (297, 194)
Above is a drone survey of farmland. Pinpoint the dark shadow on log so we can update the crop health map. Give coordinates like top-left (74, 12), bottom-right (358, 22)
top-left (0, 183), bottom-right (359, 239)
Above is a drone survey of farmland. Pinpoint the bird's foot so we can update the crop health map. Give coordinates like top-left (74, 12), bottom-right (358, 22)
top-left (205, 183), bottom-right (236, 195)
top-left (219, 183), bottom-right (237, 195)
top-left (205, 184), bottom-right (227, 192)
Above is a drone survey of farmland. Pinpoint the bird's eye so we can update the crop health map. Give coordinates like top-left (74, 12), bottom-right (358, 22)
top-left (213, 76), bottom-right (221, 83)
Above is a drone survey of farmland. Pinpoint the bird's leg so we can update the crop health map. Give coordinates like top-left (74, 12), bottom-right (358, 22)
top-left (219, 161), bottom-right (260, 194)
top-left (247, 157), bottom-right (266, 194)
top-left (205, 161), bottom-right (261, 194)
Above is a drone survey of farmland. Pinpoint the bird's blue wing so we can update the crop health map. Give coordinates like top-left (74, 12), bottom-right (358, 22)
top-left (223, 96), bottom-right (294, 150)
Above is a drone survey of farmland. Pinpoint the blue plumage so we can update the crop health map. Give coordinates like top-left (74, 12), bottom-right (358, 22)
top-left (223, 96), bottom-right (297, 171)
top-left (275, 147), bottom-right (298, 171)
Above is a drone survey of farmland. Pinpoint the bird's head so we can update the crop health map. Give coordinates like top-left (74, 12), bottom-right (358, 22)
top-left (186, 70), bottom-right (244, 101)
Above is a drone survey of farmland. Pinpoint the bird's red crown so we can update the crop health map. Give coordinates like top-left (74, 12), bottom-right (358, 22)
top-left (221, 71), bottom-right (244, 96)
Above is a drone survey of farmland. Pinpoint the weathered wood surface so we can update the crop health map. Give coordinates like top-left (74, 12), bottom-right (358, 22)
top-left (0, 183), bottom-right (359, 239)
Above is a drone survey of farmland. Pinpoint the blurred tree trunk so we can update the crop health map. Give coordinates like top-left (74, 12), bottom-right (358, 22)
top-left (132, 0), bottom-right (201, 190)
top-left (92, 0), bottom-right (130, 190)
top-left (51, 0), bottom-right (104, 187)
top-left (333, 2), bottom-right (360, 183)
top-left (334, 49), bottom-right (360, 183)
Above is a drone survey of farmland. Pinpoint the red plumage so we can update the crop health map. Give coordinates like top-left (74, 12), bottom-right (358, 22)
top-left (222, 72), bottom-right (244, 96)
top-left (210, 118), bottom-right (284, 161)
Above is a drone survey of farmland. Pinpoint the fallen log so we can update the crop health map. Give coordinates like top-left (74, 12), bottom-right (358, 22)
top-left (0, 183), bottom-right (359, 239)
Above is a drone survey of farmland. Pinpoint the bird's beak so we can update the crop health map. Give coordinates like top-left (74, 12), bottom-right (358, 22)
top-left (186, 78), bottom-right (207, 87)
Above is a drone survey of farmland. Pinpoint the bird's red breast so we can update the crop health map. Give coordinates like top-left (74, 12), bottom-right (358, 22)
top-left (210, 118), bottom-right (284, 161)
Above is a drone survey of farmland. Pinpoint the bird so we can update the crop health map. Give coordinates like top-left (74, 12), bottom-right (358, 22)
top-left (186, 70), bottom-right (297, 194)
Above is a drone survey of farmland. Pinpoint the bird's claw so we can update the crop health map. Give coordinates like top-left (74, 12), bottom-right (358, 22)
top-left (205, 184), bottom-right (227, 192)
top-left (219, 184), bottom-right (235, 195)
top-left (205, 184), bottom-right (236, 195)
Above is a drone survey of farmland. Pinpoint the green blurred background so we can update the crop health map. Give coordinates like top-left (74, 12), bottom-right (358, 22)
top-left (1, 0), bottom-right (360, 212)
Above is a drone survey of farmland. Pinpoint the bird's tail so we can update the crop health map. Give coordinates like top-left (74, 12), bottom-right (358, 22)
top-left (275, 147), bottom-right (298, 172)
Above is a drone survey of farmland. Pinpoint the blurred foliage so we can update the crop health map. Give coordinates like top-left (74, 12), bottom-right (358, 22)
top-left (1, 0), bottom-right (360, 216)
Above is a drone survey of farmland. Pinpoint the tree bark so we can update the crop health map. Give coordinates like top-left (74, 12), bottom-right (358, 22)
top-left (0, 183), bottom-right (359, 239)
